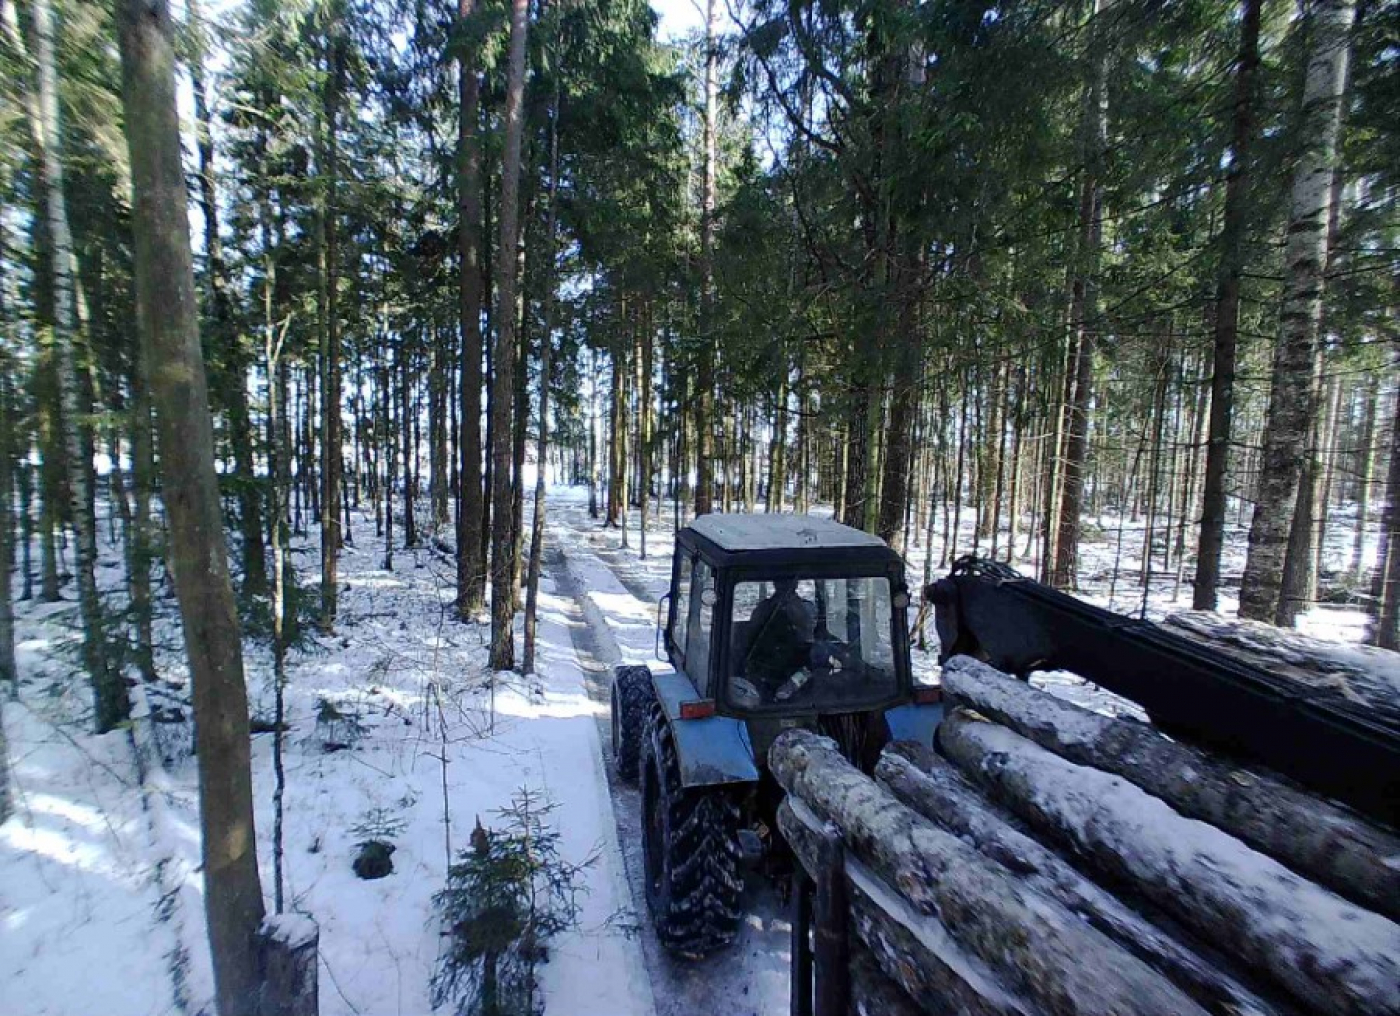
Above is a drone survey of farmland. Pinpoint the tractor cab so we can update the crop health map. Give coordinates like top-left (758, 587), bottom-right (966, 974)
top-left (665, 514), bottom-right (914, 723)
top-left (609, 513), bottom-right (940, 958)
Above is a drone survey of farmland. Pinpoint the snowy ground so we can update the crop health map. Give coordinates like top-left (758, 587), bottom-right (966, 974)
top-left (0, 483), bottom-right (1382, 1016)
top-left (2, 492), bottom-right (653, 1016)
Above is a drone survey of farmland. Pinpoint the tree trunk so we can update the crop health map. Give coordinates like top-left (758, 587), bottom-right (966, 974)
top-left (1371, 376), bottom-right (1400, 649)
top-left (939, 709), bottom-right (1399, 1016)
top-left (319, 31), bottom-right (346, 630)
top-left (877, 278), bottom-right (920, 552)
top-left (1351, 374), bottom-right (1378, 578)
top-left (1194, 0), bottom-right (1261, 609)
top-left (456, 0), bottom-right (487, 618)
top-left (0, 343), bottom-right (15, 704)
top-left (1052, 6), bottom-right (1109, 590)
top-left (30, 0), bottom-right (123, 730)
top-left (1277, 358), bottom-right (1328, 627)
top-left (190, 0), bottom-right (265, 599)
top-left (522, 81), bottom-right (560, 676)
top-left (488, 0), bottom-right (530, 671)
top-left (694, 0), bottom-right (718, 518)
top-left (1239, 0), bottom-right (1354, 620)
top-left (116, 4), bottom-right (267, 1011)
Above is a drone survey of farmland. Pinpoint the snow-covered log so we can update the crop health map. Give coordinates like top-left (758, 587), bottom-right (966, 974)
top-left (778, 797), bottom-right (1032, 1016)
top-left (877, 742), bottom-right (1291, 1016)
top-left (942, 654), bottom-right (1400, 922)
top-left (939, 707), bottom-right (1400, 1016)
top-left (1163, 610), bottom-right (1400, 729)
top-left (849, 941), bottom-right (922, 1016)
top-left (769, 730), bottom-right (1209, 1016)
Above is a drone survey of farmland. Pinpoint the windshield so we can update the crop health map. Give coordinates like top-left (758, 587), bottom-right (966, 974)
top-left (727, 576), bottom-right (898, 711)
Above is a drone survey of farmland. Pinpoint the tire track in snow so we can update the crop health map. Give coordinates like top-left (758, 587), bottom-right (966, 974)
top-left (547, 524), bottom-right (793, 1016)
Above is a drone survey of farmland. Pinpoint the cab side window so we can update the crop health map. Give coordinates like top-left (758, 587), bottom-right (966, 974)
top-left (670, 555), bottom-right (693, 662)
top-left (687, 560), bottom-right (715, 693)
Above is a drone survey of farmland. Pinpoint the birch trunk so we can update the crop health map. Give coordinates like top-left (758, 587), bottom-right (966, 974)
top-left (31, 0), bottom-right (123, 731)
top-left (1239, 0), bottom-right (1354, 620)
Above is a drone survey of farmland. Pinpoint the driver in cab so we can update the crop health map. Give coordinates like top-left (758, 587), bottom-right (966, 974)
top-left (743, 578), bottom-right (820, 701)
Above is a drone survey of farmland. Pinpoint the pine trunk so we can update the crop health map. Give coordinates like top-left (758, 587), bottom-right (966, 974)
top-left (1052, 11), bottom-right (1108, 589)
top-left (488, 0), bottom-right (530, 671)
top-left (456, 0), bottom-right (487, 617)
top-left (319, 32), bottom-right (346, 630)
top-left (117, 3), bottom-right (267, 1010)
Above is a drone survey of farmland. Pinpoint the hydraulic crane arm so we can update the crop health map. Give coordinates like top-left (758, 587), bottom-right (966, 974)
top-left (926, 557), bottom-right (1400, 828)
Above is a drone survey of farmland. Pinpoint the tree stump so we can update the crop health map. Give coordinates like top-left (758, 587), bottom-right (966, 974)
top-left (258, 914), bottom-right (319, 1016)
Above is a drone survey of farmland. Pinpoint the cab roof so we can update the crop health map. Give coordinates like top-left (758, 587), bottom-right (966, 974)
top-left (687, 513), bottom-right (887, 553)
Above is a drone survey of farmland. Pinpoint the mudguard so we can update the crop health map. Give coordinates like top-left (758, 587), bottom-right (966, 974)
top-left (884, 702), bottom-right (942, 747)
top-left (651, 672), bottom-right (760, 788)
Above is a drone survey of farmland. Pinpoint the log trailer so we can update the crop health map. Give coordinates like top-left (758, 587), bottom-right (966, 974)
top-left (927, 555), bottom-right (1400, 828)
top-left (608, 515), bottom-right (1400, 1012)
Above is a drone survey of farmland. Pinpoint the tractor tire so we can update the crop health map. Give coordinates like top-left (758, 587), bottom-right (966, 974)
top-left (639, 704), bottom-right (743, 958)
top-left (610, 665), bottom-right (653, 782)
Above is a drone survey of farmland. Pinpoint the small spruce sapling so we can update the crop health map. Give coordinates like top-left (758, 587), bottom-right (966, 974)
top-left (431, 787), bottom-right (596, 1016)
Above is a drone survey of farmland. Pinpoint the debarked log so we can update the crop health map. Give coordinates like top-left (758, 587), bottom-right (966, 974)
top-left (769, 730), bottom-right (1208, 1016)
top-left (878, 742), bottom-right (1292, 1016)
top-left (939, 708), bottom-right (1400, 1016)
top-left (941, 654), bottom-right (1400, 923)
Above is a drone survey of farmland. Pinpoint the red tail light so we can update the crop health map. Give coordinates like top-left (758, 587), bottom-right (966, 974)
top-left (913, 685), bottom-right (942, 705)
top-left (680, 699), bottom-right (716, 720)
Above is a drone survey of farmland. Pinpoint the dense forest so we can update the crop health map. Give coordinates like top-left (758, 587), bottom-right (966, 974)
top-left (0, 0), bottom-right (1396, 1011)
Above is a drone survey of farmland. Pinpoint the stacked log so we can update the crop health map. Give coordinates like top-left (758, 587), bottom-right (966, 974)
top-left (939, 655), bottom-right (1400, 1016)
top-left (941, 654), bottom-right (1400, 921)
top-left (773, 654), bottom-right (1400, 1016)
top-left (771, 730), bottom-right (1210, 1016)
top-left (876, 743), bottom-right (1287, 1016)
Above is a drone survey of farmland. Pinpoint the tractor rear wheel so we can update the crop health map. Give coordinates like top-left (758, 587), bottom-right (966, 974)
top-left (610, 665), bottom-right (652, 781)
top-left (639, 705), bottom-right (743, 957)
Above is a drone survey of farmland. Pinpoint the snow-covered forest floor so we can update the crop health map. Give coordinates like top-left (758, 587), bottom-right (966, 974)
top-left (0, 483), bottom-right (1380, 1016)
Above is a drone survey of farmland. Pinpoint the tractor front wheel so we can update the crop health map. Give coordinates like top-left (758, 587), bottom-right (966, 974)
top-left (639, 705), bottom-right (743, 957)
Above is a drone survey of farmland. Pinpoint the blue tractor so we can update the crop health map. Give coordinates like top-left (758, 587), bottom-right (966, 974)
top-left (609, 513), bottom-right (941, 957)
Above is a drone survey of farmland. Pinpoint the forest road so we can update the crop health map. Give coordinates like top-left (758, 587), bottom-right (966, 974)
top-left (546, 535), bottom-right (793, 1016)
